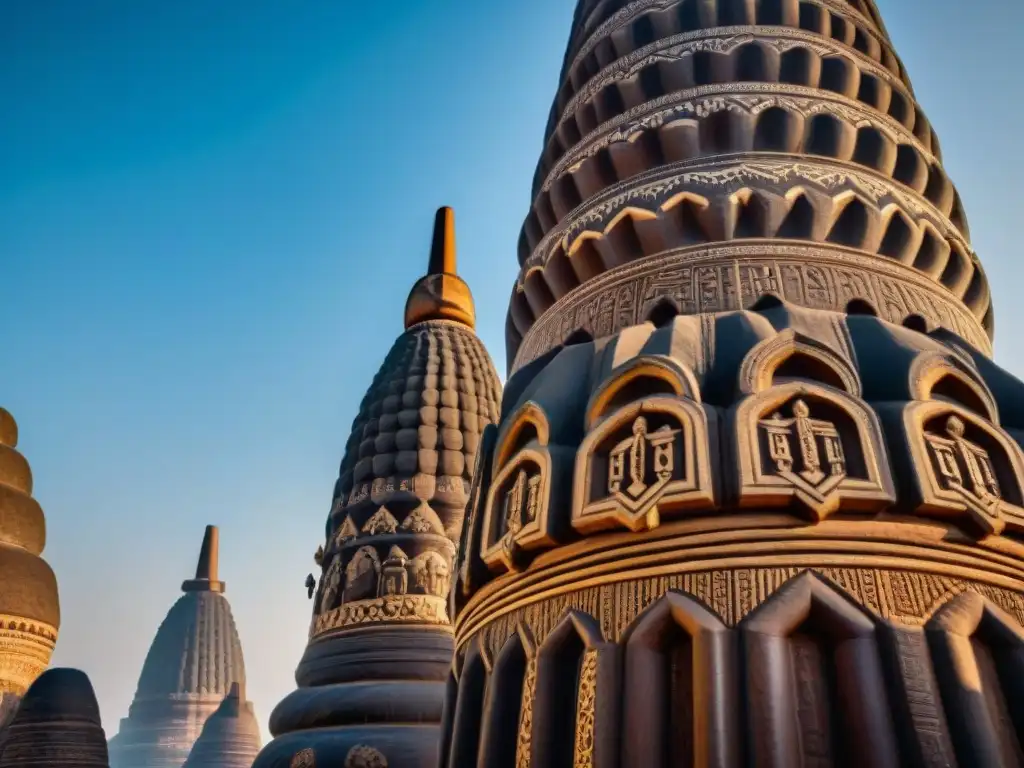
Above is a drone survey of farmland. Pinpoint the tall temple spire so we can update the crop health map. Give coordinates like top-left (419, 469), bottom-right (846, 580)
top-left (181, 525), bottom-right (224, 593)
top-left (253, 208), bottom-right (502, 768)
top-left (441, 1), bottom-right (1024, 766)
top-left (404, 206), bottom-right (476, 330)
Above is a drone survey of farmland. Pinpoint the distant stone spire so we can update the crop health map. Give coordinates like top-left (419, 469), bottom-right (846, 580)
top-left (403, 206), bottom-right (476, 330)
top-left (0, 668), bottom-right (109, 767)
top-left (181, 525), bottom-right (224, 593)
top-left (0, 407), bottom-right (59, 725)
top-left (181, 682), bottom-right (261, 768)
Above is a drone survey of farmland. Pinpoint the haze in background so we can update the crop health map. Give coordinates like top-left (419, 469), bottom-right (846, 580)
top-left (1, 0), bottom-right (1020, 742)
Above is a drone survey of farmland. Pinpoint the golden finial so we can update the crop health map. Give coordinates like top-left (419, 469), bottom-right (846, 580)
top-left (403, 207), bottom-right (476, 330)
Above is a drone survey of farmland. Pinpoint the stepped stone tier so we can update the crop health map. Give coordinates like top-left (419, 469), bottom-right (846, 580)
top-left (108, 526), bottom-right (250, 768)
top-left (0, 408), bottom-right (59, 726)
top-left (442, 1), bottom-right (1024, 767)
top-left (0, 668), bottom-right (109, 767)
top-left (182, 683), bottom-right (261, 768)
top-left (253, 208), bottom-right (502, 768)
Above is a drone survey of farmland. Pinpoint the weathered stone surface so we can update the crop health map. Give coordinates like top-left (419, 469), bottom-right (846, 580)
top-left (0, 408), bottom-right (59, 726)
top-left (182, 683), bottom-right (260, 768)
top-left (108, 526), bottom-right (252, 768)
top-left (253, 208), bottom-right (502, 768)
top-left (0, 668), bottom-right (108, 767)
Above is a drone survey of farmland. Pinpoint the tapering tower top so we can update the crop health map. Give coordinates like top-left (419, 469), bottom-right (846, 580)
top-left (505, 0), bottom-right (992, 373)
top-left (181, 525), bottom-right (224, 593)
top-left (404, 206), bottom-right (476, 330)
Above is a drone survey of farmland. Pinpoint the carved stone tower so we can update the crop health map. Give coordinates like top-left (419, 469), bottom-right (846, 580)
top-left (108, 526), bottom-right (254, 768)
top-left (253, 208), bottom-right (502, 767)
top-left (0, 408), bottom-right (59, 727)
top-left (443, 2), bottom-right (1024, 767)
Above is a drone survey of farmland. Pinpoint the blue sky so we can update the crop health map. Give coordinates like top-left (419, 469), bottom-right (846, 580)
top-left (2, 0), bottom-right (1022, 741)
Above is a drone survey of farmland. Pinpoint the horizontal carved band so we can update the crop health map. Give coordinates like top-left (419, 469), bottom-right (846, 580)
top-left (311, 594), bottom-right (450, 636)
top-left (511, 242), bottom-right (990, 371)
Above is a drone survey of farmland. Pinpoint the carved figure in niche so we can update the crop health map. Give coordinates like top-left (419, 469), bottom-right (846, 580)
top-left (362, 507), bottom-right (399, 536)
top-left (319, 555), bottom-right (344, 614)
top-left (925, 414), bottom-right (1002, 526)
top-left (411, 551), bottom-right (450, 597)
top-left (608, 415), bottom-right (680, 505)
top-left (761, 399), bottom-right (846, 492)
top-left (344, 745), bottom-right (387, 768)
top-left (378, 546), bottom-right (409, 597)
top-left (498, 467), bottom-right (542, 563)
top-left (344, 546), bottom-right (381, 602)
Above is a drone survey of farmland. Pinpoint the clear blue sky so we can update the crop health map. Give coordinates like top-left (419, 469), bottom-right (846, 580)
top-left (2, 0), bottom-right (1022, 742)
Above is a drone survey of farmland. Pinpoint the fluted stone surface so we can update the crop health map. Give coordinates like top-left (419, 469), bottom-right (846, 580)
top-left (182, 683), bottom-right (260, 768)
top-left (505, 0), bottom-right (990, 372)
top-left (0, 408), bottom-right (59, 725)
top-left (441, 1), bottom-right (1024, 766)
top-left (0, 668), bottom-right (108, 767)
top-left (253, 209), bottom-right (502, 768)
top-left (109, 527), bottom-right (250, 768)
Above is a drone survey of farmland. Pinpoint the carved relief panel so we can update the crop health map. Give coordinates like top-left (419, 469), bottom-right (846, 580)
top-left (481, 449), bottom-right (556, 572)
top-left (731, 383), bottom-right (895, 520)
top-left (343, 546), bottom-right (381, 603)
top-left (378, 546), bottom-right (409, 597)
top-left (410, 550), bottom-right (451, 598)
top-left (897, 402), bottom-right (1024, 535)
top-left (573, 396), bottom-right (716, 533)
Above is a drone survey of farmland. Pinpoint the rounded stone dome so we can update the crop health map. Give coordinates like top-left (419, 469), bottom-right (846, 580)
top-left (133, 590), bottom-right (245, 700)
top-left (182, 684), bottom-right (260, 768)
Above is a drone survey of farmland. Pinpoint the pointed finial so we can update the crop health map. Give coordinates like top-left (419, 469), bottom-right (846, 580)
top-left (404, 207), bottom-right (476, 330)
top-left (182, 525), bottom-right (226, 593)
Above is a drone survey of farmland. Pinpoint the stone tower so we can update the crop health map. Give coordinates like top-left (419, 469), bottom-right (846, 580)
top-left (0, 408), bottom-right (59, 726)
top-left (443, 2), bottom-right (1024, 767)
top-left (108, 526), bottom-right (254, 768)
top-left (0, 668), bottom-right (109, 768)
top-left (253, 208), bottom-right (502, 767)
top-left (182, 683), bottom-right (261, 768)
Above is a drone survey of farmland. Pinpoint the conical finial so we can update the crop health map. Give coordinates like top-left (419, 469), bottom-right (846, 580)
top-left (404, 207), bottom-right (476, 330)
top-left (182, 525), bottom-right (225, 593)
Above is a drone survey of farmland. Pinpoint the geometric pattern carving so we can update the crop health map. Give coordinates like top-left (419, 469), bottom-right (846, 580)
top-left (901, 402), bottom-right (1024, 536)
top-left (732, 383), bottom-right (895, 520)
top-left (573, 396), bottom-right (716, 533)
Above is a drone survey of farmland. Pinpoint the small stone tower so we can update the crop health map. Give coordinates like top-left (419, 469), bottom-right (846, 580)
top-left (0, 667), bottom-right (109, 768)
top-left (0, 408), bottom-right (59, 725)
top-left (253, 208), bottom-right (502, 767)
top-left (108, 526), bottom-right (255, 768)
top-left (182, 682), bottom-right (261, 768)
top-left (441, 0), bottom-right (1024, 766)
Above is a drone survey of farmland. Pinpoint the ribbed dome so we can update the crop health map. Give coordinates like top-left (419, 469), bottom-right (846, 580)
top-left (134, 590), bottom-right (245, 699)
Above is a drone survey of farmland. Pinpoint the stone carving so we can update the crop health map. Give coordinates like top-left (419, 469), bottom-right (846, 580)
top-left (319, 556), bottom-right (343, 614)
top-left (343, 547), bottom-right (381, 603)
top-left (362, 507), bottom-right (399, 536)
top-left (312, 594), bottom-right (449, 634)
top-left (481, 450), bottom-right (553, 572)
top-left (410, 551), bottom-right (450, 597)
top-left (515, 658), bottom-right (537, 768)
top-left (573, 398), bottom-right (715, 533)
top-left (289, 749), bottom-right (315, 768)
top-left (399, 503), bottom-right (446, 535)
top-left (344, 745), bottom-right (387, 768)
top-left (377, 546), bottom-right (409, 597)
top-left (333, 516), bottom-right (359, 548)
top-left (573, 651), bottom-right (598, 768)
top-left (511, 243), bottom-right (990, 371)
top-left (733, 384), bottom-right (895, 519)
top-left (925, 415), bottom-right (1001, 519)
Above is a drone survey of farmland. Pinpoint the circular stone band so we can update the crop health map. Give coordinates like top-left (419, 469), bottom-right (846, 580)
top-left (511, 241), bottom-right (991, 372)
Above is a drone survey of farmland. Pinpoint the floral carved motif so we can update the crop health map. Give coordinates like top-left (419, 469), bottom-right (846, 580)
top-left (312, 594), bottom-right (449, 635)
top-left (573, 651), bottom-right (598, 768)
top-left (515, 658), bottom-right (538, 768)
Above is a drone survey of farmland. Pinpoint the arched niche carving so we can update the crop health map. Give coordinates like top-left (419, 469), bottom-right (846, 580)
top-left (572, 395), bottom-right (717, 534)
top-left (317, 554), bottom-right (344, 616)
top-left (908, 352), bottom-right (998, 423)
top-left (738, 330), bottom-right (861, 397)
top-left (477, 625), bottom-right (539, 768)
top-left (377, 545), bottom-right (409, 598)
top-left (481, 443), bottom-right (570, 573)
top-left (586, 355), bottom-right (701, 429)
top-left (531, 611), bottom-right (612, 768)
top-left (620, 591), bottom-right (740, 768)
top-left (409, 550), bottom-right (450, 598)
top-left (925, 592), bottom-right (1024, 767)
top-left (446, 635), bottom-right (491, 768)
top-left (730, 381), bottom-right (895, 521)
top-left (896, 401), bottom-right (1024, 536)
top-left (740, 572), bottom-right (900, 768)
top-left (343, 546), bottom-right (381, 603)
top-left (454, 423), bottom-right (498, 618)
top-left (494, 401), bottom-right (551, 471)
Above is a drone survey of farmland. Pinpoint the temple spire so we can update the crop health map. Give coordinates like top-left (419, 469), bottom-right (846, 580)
top-left (182, 525), bottom-right (225, 593)
top-left (404, 206), bottom-right (476, 330)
